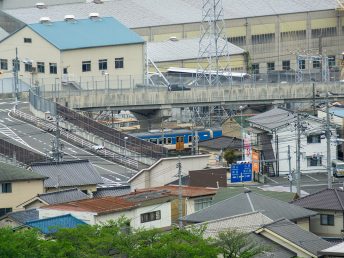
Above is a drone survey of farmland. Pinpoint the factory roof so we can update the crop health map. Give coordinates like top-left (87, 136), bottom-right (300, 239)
top-left (3, 0), bottom-right (338, 29)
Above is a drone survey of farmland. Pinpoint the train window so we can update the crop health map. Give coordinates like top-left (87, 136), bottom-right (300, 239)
top-left (164, 138), bottom-right (172, 144)
top-left (158, 139), bottom-right (163, 144)
top-left (177, 136), bottom-right (184, 143)
top-left (150, 139), bottom-right (158, 144)
top-left (188, 135), bottom-right (192, 143)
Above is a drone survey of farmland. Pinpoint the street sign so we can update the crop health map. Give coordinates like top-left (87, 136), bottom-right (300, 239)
top-left (231, 163), bottom-right (252, 183)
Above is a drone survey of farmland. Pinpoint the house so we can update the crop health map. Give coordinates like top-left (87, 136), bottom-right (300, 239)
top-left (248, 107), bottom-right (337, 176)
top-left (0, 16), bottom-right (144, 90)
top-left (39, 191), bottom-right (174, 229)
top-left (26, 214), bottom-right (86, 234)
top-left (18, 188), bottom-right (90, 210)
top-left (93, 186), bottom-right (131, 198)
top-left (30, 160), bottom-right (103, 194)
top-left (291, 188), bottom-right (344, 238)
top-left (133, 185), bottom-right (218, 223)
top-left (183, 190), bottom-right (316, 230)
top-left (255, 218), bottom-right (333, 258)
top-left (0, 209), bottom-right (38, 228)
top-left (128, 155), bottom-right (210, 190)
top-left (318, 241), bottom-right (344, 257)
top-left (0, 162), bottom-right (46, 216)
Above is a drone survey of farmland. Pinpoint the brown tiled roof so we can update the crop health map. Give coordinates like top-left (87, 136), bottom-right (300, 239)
top-left (291, 188), bottom-right (344, 211)
top-left (135, 185), bottom-right (218, 198)
top-left (41, 196), bottom-right (137, 215)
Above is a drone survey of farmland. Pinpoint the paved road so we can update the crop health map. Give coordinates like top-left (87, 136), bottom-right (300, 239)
top-left (0, 100), bottom-right (135, 185)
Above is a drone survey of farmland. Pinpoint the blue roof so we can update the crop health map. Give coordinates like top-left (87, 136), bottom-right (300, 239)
top-left (26, 214), bottom-right (86, 234)
top-left (329, 107), bottom-right (344, 118)
top-left (28, 17), bottom-right (144, 50)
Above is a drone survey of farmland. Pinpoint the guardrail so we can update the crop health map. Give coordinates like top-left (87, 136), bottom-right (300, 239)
top-left (11, 109), bottom-right (148, 171)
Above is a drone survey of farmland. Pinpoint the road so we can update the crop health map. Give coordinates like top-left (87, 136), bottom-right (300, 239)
top-left (0, 99), bottom-right (135, 185)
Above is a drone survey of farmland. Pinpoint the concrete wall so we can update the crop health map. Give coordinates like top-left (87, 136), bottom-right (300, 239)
top-left (296, 217), bottom-right (310, 232)
top-left (0, 179), bottom-right (44, 212)
top-left (130, 155), bottom-right (210, 190)
top-left (310, 210), bottom-right (344, 237)
top-left (39, 208), bottom-right (96, 224)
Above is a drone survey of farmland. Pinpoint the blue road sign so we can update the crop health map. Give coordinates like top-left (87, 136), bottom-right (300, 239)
top-left (231, 163), bottom-right (252, 183)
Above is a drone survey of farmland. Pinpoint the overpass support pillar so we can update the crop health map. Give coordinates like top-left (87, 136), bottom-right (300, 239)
top-left (132, 108), bottom-right (172, 131)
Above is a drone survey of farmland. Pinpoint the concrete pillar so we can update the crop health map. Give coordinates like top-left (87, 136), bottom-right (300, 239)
top-left (132, 108), bottom-right (172, 131)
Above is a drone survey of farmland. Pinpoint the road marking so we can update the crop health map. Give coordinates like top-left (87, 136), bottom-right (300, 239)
top-left (266, 177), bottom-right (278, 184)
top-left (4, 118), bottom-right (13, 122)
top-left (0, 123), bottom-right (29, 146)
top-left (305, 174), bottom-right (319, 181)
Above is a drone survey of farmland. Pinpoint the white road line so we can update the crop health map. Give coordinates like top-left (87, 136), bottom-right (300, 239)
top-left (305, 174), bottom-right (319, 181)
top-left (266, 177), bottom-right (278, 184)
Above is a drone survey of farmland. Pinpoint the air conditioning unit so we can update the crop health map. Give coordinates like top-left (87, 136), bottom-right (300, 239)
top-left (89, 13), bottom-right (100, 19)
top-left (64, 15), bottom-right (76, 22)
top-left (36, 2), bottom-right (46, 9)
top-left (39, 17), bottom-right (51, 24)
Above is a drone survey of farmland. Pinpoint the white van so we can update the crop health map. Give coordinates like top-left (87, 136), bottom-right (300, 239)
top-left (332, 160), bottom-right (344, 177)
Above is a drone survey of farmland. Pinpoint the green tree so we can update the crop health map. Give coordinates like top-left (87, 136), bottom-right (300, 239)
top-left (216, 230), bottom-right (269, 258)
top-left (223, 149), bottom-right (238, 165)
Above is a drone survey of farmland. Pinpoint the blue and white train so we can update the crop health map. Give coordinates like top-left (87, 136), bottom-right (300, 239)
top-left (130, 128), bottom-right (222, 151)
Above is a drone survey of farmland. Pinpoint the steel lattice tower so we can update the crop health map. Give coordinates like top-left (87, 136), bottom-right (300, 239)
top-left (197, 0), bottom-right (231, 86)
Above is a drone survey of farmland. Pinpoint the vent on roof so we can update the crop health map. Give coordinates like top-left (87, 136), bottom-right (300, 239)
top-left (39, 17), bottom-right (51, 24)
top-left (64, 15), bottom-right (76, 22)
top-left (89, 13), bottom-right (100, 20)
top-left (93, 0), bottom-right (104, 4)
top-left (169, 36), bottom-right (178, 42)
top-left (36, 2), bottom-right (46, 9)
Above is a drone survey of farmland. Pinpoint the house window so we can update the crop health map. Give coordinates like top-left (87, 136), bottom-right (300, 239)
top-left (0, 59), bottom-right (8, 70)
top-left (282, 60), bottom-right (290, 70)
top-left (267, 62), bottom-right (275, 71)
top-left (313, 60), bottom-right (321, 69)
top-left (1, 183), bottom-right (12, 193)
top-left (82, 61), bottom-right (91, 72)
top-left (320, 214), bottom-right (334, 226)
top-left (328, 56), bottom-right (336, 68)
top-left (115, 58), bottom-right (124, 69)
top-left (307, 135), bottom-right (321, 144)
top-left (49, 63), bottom-right (57, 74)
top-left (37, 62), bottom-right (45, 73)
top-left (12, 59), bottom-right (20, 71)
top-left (252, 63), bottom-right (259, 74)
top-left (194, 197), bottom-right (212, 212)
top-left (24, 63), bottom-right (32, 72)
top-left (0, 208), bottom-right (12, 217)
top-left (298, 60), bottom-right (305, 70)
top-left (24, 38), bottom-right (32, 43)
top-left (140, 210), bottom-right (161, 223)
top-left (98, 59), bottom-right (107, 70)
top-left (307, 156), bottom-right (322, 167)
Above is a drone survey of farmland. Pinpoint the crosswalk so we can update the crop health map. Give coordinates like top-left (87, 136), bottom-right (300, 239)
top-left (0, 123), bottom-right (29, 146)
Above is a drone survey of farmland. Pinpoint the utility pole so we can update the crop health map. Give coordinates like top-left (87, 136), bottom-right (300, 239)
top-left (296, 114), bottom-right (301, 197)
top-left (326, 92), bottom-right (333, 189)
top-left (288, 145), bottom-right (292, 193)
top-left (240, 106), bottom-right (244, 161)
top-left (13, 47), bottom-right (19, 109)
top-left (176, 156), bottom-right (183, 228)
top-left (51, 115), bottom-right (63, 162)
top-left (312, 83), bottom-right (316, 116)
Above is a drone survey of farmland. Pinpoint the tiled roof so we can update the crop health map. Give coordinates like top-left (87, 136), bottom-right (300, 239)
top-left (319, 242), bottom-right (344, 256)
top-left (93, 186), bottom-right (131, 198)
top-left (148, 38), bottom-right (244, 62)
top-left (135, 185), bottom-right (218, 198)
top-left (3, 0), bottom-right (338, 28)
top-left (183, 190), bottom-right (316, 223)
top-left (31, 160), bottom-right (103, 188)
top-left (198, 136), bottom-right (242, 150)
top-left (0, 162), bottom-right (46, 182)
top-left (1, 209), bottom-right (39, 225)
top-left (259, 218), bottom-right (333, 256)
top-left (291, 188), bottom-right (344, 211)
top-left (42, 196), bottom-right (137, 215)
top-left (26, 17), bottom-right (144, 50)
top-left (38, 188), bottom-right (90, 204)
top-left (26, 214), bottom-right (86, 234)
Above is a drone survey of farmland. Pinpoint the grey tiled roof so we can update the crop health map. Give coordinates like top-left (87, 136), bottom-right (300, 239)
top-left (93, 186), bottom-right (131, 198)
top-left (198, 136), bottom-right (242, 150)
top-left (3, 209), bottom-right (39, 224)
top-left (183, 191), bottom-right (316, 223)
top-left (37, 188), bottom-right (90, 204)
top-left (148, 38), bottom-right (244, 62)
top-left (291, 188), bottom-right (344, 211)
top-left (247, 107), bottom-right (295, 131)
top-left (31, 160), bottom-right (103, 188)
top-left (0, 162), bottom-right (46, 182)
top-left (3, 0), bottom-right (337, 28)
top-left (261, 219), bottom-right (333, 256)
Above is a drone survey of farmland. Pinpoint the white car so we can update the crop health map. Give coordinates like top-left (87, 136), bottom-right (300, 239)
top-left (92, 145), bottom-right (104, 151)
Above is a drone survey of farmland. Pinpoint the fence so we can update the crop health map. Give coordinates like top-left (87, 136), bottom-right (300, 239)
top-left (29, 87), bottom-right (57, 115)
top-left (0, 138), bottom-right (47, 165)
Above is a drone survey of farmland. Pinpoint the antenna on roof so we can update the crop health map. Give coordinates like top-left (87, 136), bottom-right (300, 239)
top-left (64, 15), bottom-right (76, 23)
top-left (36, 2), bottom-right (47, 9)
top-left (39, 17), bottom-right (51, 24)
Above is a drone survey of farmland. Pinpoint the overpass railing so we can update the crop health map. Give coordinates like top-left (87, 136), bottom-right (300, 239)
top-left (56, 104), bottom-right (168, 160)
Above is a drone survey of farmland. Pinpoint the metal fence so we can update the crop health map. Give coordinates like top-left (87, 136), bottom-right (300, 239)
top-left (0, 138), bottom-right (46, 165)
top-left (29, 87), bottom-right (57, 115)
top-left (56, 104), bottom-right (168, 160)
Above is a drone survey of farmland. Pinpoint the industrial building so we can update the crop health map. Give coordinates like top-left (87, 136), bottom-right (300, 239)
top-left (0, 0), bottom-right (343, 75)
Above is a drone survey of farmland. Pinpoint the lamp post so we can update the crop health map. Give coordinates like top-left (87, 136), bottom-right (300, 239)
top-left (124, 136), bottom-right (128, 173)
top-left (54, 77), bottom-right (59, 99)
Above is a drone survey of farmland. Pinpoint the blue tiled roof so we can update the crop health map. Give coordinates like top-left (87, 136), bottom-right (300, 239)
top-left (26, 214), bottom-right (86, 234)
top-left (329, 108), bottom-right (344, 118)
top-left (28, 17), bottom-right (144, 50)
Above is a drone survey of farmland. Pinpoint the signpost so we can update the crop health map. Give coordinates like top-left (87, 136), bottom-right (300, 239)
top-left (230, 163), bottom-right (252, 183)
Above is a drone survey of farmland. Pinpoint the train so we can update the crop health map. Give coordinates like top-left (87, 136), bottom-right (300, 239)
top-left (130, 128), bottom-right (222, 151)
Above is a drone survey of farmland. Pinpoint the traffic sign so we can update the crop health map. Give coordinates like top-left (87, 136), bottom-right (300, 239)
top-left (231, 163), bottom-right (252, 183)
